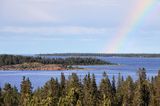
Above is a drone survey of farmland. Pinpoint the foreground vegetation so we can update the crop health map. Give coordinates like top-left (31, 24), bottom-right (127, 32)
top-left (0, 55), bottom-right (111, 69)
top-left (0, 68), bottom-right (160, 106)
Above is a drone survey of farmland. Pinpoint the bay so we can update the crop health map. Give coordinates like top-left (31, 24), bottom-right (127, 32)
top-left (0, 57), bottom-right (160, 90)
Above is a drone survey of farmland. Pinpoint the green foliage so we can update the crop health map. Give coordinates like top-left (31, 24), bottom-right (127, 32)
top-left (133, 68), bottom-right (150, 106)
top-left (1, 69), bottom-right (160, 106)
top-left (0, 55), bottom-right (110, 66)
top-left (20, 76), bottom-right (32, 106)
top-left (60, 73), bottom-right (66, 97)
top-left (152, 70), bottom-right (160, 105)
top-left (100, 72), bottom-right (113, 105)
top-left (2, 83), bottom-right (19, 106)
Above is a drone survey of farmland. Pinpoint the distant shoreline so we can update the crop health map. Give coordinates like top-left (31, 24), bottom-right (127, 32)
top-left (0, 62), bottom-right (89, 71)
top-left (37, 53), bottom-right (160, 58)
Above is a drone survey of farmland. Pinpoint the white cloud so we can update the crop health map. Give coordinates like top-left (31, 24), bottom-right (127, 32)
top-left (0, 0), bottom-right (127, 24)
top-left (0, 26), bottom-right (113, 35)
top-left (9, 0), bottom-right (120, 6)
top-left (1, 0), bottom-right (61, 22)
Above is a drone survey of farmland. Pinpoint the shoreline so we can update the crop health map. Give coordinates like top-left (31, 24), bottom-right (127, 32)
top-left (0, 63), bottom-right (92, 71)
top-left (0, 68), bottom-right (90, 71)
top-left (0, 61), bottom-right (118, 71)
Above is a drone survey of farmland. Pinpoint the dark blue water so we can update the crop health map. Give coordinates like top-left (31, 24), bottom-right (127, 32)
top-left (0, 57), bottom-right (160, 90)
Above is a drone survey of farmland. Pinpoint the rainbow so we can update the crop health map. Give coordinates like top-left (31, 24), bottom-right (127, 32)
top-left (105, 0), bottom-right (157, 53)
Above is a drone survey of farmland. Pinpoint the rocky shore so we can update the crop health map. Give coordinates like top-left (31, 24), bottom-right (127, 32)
top-left (0, 62), bottom-right (81, 71)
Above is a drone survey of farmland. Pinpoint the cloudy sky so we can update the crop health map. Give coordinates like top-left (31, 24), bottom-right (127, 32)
top-left (0, 0), bottom-right (160, 54)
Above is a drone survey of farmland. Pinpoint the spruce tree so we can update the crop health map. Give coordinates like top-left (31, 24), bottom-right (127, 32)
top-left (60, 72), bottom-right (66, 97)
top-left (83, 73), bottom-right (92, 106)
top-left (152, 70), bottom-right (160, 105)
top-left (122, 76), bottom-right (134, 105)
top-left (90, 74), bottom-right (98, 106)
top-left (42, 77), bottom-right (60, 106)
top-left (2, 83), bottom-right (19, 106)
top-left (0, 87), bottom-right (3, 105)
top-left (20, 76), bottom-right (32, 106)
top-left (111, 75), bottom-right (116, 96)
top-left (99, 72), bottom-right (112, 105)
top-left (116, 73), bottom-right (124, 105)
top-left (64, 73), bottom-right (82, 106)
top-left (133, 69), bottom-right (150, 106)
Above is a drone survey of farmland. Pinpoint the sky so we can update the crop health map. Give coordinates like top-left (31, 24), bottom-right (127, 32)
top-left (0, 0), bottom-right (160, 54)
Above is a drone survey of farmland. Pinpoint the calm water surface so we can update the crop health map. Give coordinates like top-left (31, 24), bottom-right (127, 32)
top-left (0, 57), bottom-right (160, 90)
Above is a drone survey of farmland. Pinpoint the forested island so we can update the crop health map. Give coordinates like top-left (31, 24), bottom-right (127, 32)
top-left (0, 55), bottom-right (112, 71)
top-left (0, 68), bottom-right (159, 106)
top-left (38, 53), bottom-right (160, 58)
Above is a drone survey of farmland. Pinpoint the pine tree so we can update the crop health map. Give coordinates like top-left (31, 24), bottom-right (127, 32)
top-left (42, 77), bottom-right (60, 106)
top-left (90, 74), bottom-right (98, 106)
top-left (99, 72), bottom-right (113, 105)
top-left (102, 95), bottom-right (111, 106)
top-left (12, 86), bottom-right (20, 106)
top-left (133, 68), bottom-right (150, 106)
top-left (2, 83), bottom-right (19, 106)
top-left (20, 76), bottom-right (32, 106)
top-left (66, 88), bottom-right (80, 106)
top-left (30, 88), bottom-right (42, 106)
top-left (60, 72), bottom-right (66, 97)
top-left (111, 75), bottom-right (116, 96)
top-left (83, 73), bottom-right (92, 106)
top-left (122, 76), bottom-right (134, 105)
top-left (116, 73), bottom-right (124, 105)
top-left (64, 73), bottom-right (83, 106)
top-left (0, 87), bottom-right (3, 105)
top-left (152, 70), bottom-right (160, 105)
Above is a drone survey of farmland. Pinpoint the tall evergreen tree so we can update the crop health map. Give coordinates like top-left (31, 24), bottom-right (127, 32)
top-left (42, 77), bottom-right (60, 106)
top-left (99, 72), bottom-right (113, 105)
top-left (152, 70), bottom-right (160, 105)
top-left (122, 76), bottom-right (134, 105)
top-left (116, 73), bottom-right (124, 105)
top-left (111, 75), bottom-right (116, 96)
top-left (60, 72), bottom-right (66, 97)
top-left (0, 87), bottom-right (3, 105)
top-left (20, 76), bottom-right (32, 106)
top-left (133, 69), bottom-right (150, 106)
top-left (2, 83), bottom-right (19, 106)
top-left (83, 73), bottom-right (92, 106)
top-left (64, 73), bottom-right (83, 106)
top-left (90, 74), bottom-right (98, 106)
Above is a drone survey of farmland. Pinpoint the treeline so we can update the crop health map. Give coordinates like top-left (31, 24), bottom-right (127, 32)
top-left (1, 68), bottom-right (160, 106)
top-left (0, 55), bottom-right (109, 66)
top-left (38, 53), bottom-right (160, 58)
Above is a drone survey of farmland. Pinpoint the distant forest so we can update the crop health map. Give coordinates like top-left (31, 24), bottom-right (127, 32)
top-left (38, 53), bottom-right (160, 57)
top-left (0, 68), bottom-right (160, 106)
top-left (0, 55), bottom-right (110, 66)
